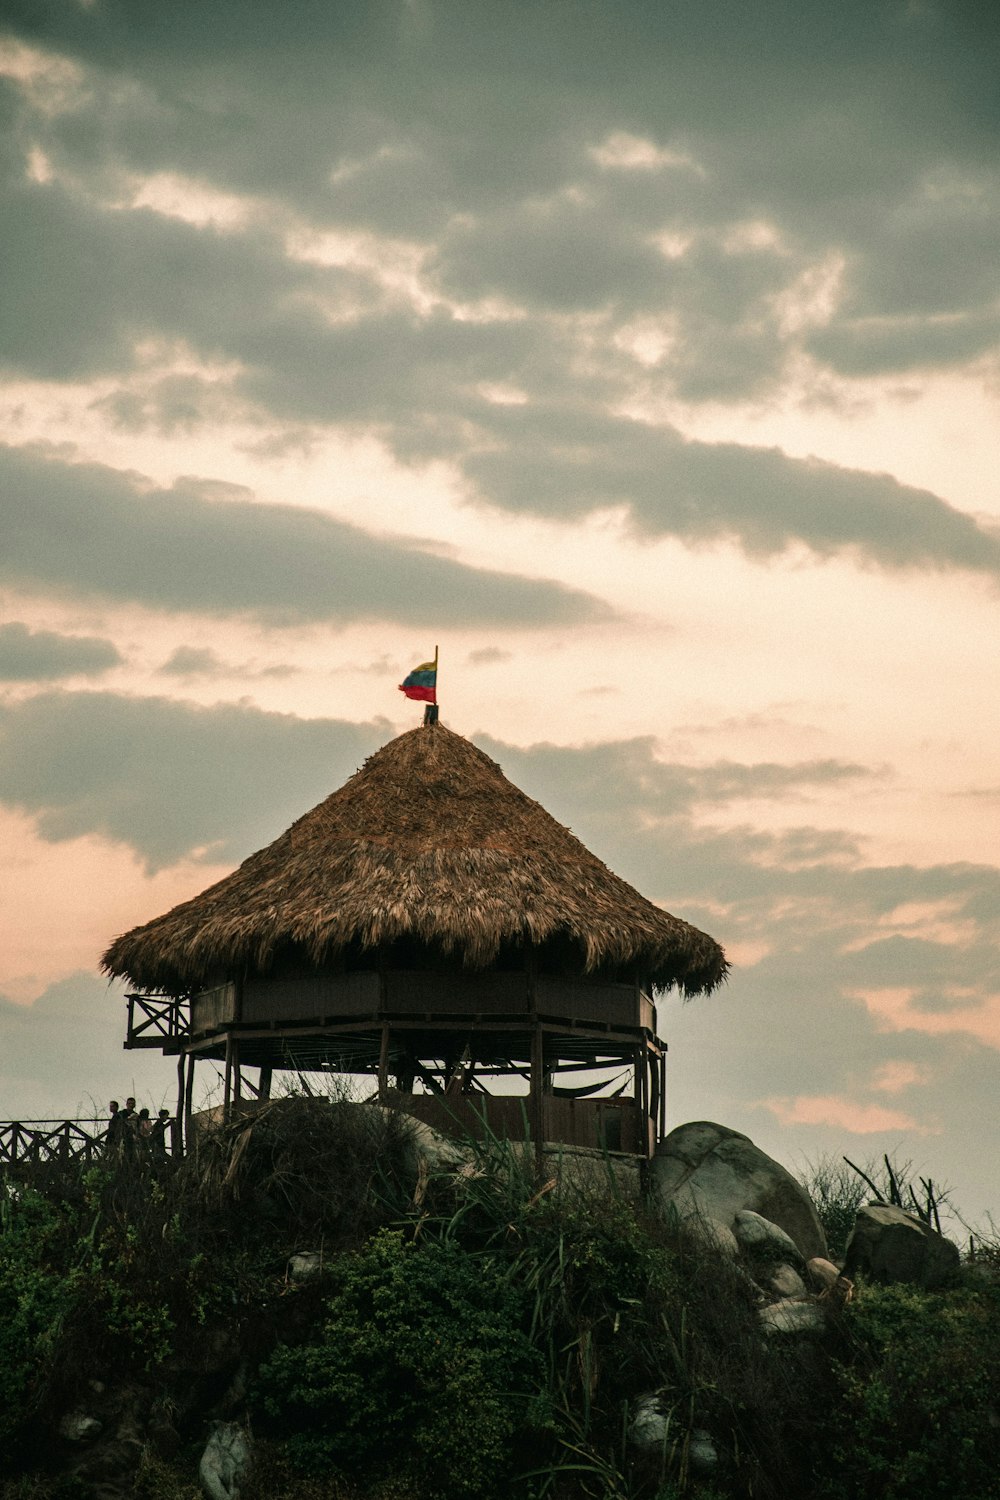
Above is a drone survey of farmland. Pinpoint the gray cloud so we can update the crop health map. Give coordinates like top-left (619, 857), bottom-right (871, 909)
top-left (157, 646), bottom-right (297, 680)
top-left (0, 621), bottom-right (123, 680)
top-left (0, 2), bottom-right (994, 579)
top-left (477, 733), bottom-right (878, 823)
top-left (0, 689), bottom-right (391, 870)
top-left (158, 646), bottom-right (230, 677)
top-left (0, 973), bottom-right (172, 1120)
top-left (1, 2), bottom-right (995, 450)
top-left (461, 405), bottom-right (1000, 575)
top-left (0, 444), bottom-right (608, 628)
top-left (466, 647), bottom-right (512, 666)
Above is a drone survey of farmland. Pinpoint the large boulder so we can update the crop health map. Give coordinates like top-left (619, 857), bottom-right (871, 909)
top-left (200, 1422), bottom-right (252, 1500)
top-left (649, 1122), bottom-right (827, 1261)
top-left (844, 1204), bottom-right (960, 1290)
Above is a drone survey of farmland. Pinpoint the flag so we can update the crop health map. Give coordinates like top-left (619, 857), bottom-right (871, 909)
top-left (399, 659), bottom-right (437, 703)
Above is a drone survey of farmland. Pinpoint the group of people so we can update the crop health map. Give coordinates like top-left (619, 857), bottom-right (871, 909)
top-left (106, 1097), bottom-right (173, 1160)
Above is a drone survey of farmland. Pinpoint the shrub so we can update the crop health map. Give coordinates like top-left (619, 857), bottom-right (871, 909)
top-left (800, 1155), bottom-right (869, 1258)
top-left (800, 1153), bottom-right (956, 1259)
top-left (815, 1281), bottom-right (1000, 1500)
top-left (0, 1187), bottom-right (78, 1457)
top-left (254, 1229), bottom-right (547, 1499)
top-left (186, 1096), bottom-right (415, 1251)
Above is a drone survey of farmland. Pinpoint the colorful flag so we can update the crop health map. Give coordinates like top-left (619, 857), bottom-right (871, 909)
top-left (399, 659), bottom-right (437, 703)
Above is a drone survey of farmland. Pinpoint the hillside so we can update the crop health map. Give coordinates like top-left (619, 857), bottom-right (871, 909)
top-left (2, 1098), bottom-right (999, 1500)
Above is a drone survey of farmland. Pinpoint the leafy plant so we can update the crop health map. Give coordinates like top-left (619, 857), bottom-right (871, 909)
top-left (255, 1228), bottom-right (547, 1498)
top-left (0, 1187), bottom-right (78, 1455)
top-left (813, 1281), bottom-right (1000, 1499)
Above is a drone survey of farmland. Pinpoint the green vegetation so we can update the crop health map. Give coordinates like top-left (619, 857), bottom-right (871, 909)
top-left (815, 1282), bottom-right (1000, 1500)
top-left (0, 1104), bottom-right (998, 1500)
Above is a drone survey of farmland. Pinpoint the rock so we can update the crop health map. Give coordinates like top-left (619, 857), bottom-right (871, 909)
top-left (59, 1412), bottom-right (103, 1442)
top-left (287, 1251), bottom-right (323, 1281)
top-left (682, 1213), bottom-right (740, 1258)
top-left (766, 1262), bottom-right (806, 1299)
top-left (806, 1257), bottom-right (841, 1291)
top-left (200, 1421), bottom-right (252, 1500)
top-left (844, 1204), bottom-right (960, 1289)
top-left (689, 1428), bottom-right (719, 1477)
top-left (733, 1209), bottom-right (804, 1264)
top-left (758, 1300), bottom-right (826, 1336)
top-left (629, 1392), bottom-right (672, 1452)
top-left (382, 1109), bottom-right (471, 1174)
top-left (649, 1122), bottom-right (828, 1261)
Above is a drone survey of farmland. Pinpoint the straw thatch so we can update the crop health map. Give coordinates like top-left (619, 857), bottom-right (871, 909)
top-left (102, 722), bottom-right (726, 998)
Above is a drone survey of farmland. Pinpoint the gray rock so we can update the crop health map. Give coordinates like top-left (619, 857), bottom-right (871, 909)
top-left (200, 1421), bottom-right (252, 1500)
top-left (844, 1204), bottom-right (960, 1290)
top-left (682, 1213), bottom-right (740, 1258)
top-left (758, 1300), bottom-right (826, 1335)
top-left (766, 1262), bottom-right (806, 1299)
top-left (649, 1122), bottom-right (828, 1261)
top-left (733, 1209), bottom-right (804, 1264)
top-left (59, 1412), bottom-right (102, 1442)
top-left (287, 1251), bottom-right (323, 1282)
top-left (689, 1428), bottom-right (719, 1476)
top-left (629, 1393), bottom-right (673, 1453)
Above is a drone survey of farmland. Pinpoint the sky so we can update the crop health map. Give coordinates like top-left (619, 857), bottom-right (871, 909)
top-left (1, 0), bottom-right (998, 1226)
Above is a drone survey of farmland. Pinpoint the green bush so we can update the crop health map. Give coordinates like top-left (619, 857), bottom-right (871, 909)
top-left (816, 1282), bottom-right (1000, 1500)
top-left (254, 1229), bottom-right (548, 1498)
top-left (0, 1187), bottom-right (78, 1456)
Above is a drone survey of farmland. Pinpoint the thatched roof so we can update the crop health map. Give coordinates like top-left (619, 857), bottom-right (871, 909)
top-left (102, 722), bottom-right (726, 997)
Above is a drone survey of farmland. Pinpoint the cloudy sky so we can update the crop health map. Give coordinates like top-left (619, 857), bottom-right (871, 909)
top-left (2, 1), bottom-right (998, 1222)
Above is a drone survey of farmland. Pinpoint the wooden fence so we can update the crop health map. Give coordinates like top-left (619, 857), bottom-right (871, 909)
top-left (0, 1118), bottom-right (179, 1169)
top-left (125, 993), bottom-right (190, 1049)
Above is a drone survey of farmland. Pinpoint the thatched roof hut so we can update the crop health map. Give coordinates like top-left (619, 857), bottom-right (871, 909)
top-left (102, 721), bottom-right (726, 999)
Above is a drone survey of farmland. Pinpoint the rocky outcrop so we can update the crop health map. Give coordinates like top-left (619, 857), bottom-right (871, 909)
top-left (199, 1421), bottom-right (252, 1500)
top-left (844, 1204), bottom-right (961, 1290)
top-left (648, 1121), bottom-right (828, 1261)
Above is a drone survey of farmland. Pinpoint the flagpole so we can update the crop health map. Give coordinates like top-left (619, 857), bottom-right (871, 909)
top-left (424, 644), bottom-right (439, 725)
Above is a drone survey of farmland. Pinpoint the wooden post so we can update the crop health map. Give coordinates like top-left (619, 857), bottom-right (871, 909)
top-left (659, 1052), bottom-right (667, 1142)
top-left (232, 1037), bottom-right (242, 1106)
top-left (259, 1063), bottom-right (272, 1101)
top-left (176, 1053), bottom-right (186, 1154)
top-left (184, 1052), bottom-right (196, 1145)
top-left (223, 1034), bottom-right (234, 1118)
top-left (530, 1025), bottom-right (544, 1168)
top-left (377, 1025), bottom-right (390, 1102)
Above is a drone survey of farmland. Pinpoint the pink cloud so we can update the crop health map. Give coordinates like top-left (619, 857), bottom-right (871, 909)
top-left (758, 1092), bottom-right (933, 1134)
top-left (848, 986), bottom-right (1000, 1051)
top-left (869, 1059), bottom-right (930, 1095)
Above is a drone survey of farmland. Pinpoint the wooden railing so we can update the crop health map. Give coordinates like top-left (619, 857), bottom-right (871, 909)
top-left (0, 1118), bottom-right (179, 1168)
top-left (125, 993), bottom-right (190, 1048)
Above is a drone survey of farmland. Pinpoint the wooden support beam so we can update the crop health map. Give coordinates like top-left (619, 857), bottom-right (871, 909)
top-left (659, 1053), bottom-right (667, 1142)
top-left (176, 1052), bottom-right (186, 1154)
top-left (377, 1025), bottom-right (390, 1102)
top-left (530, 1024), bottom-right (544, 1167)
top-left (223, 1034), bottom-right (234, 1118)
top-left (184, 1052), bottom-right (196, 1148)
top-left (258, 1064), bottom-right (272, 1101)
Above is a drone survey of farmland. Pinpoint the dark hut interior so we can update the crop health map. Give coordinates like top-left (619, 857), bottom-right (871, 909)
top-left (104, 722), bottom-right (727, 1159)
